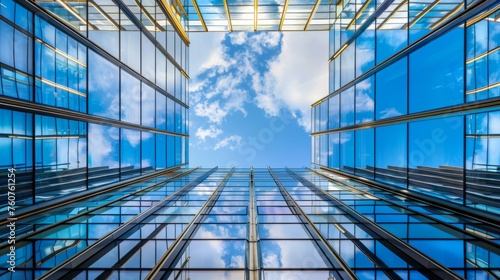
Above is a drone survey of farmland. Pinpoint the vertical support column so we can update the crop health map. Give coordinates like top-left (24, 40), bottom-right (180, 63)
top-left (248, 167), bottom-right (259, 280)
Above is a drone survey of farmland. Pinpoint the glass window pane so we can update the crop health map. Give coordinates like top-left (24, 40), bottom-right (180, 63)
top-left (409, 117), bottom-right (464, 203)
top-left (121, 128), bottom-right (141, 179)
top-left (88, 123), bottom-right (119, 187)
top-left (88, 50), bottom-right (119, 120)
top-left (340, 131), bottom-right (354, 173)
top-left (376, 58), bottom-right (407, 120)
top-left (142, 83), bottom-right (156, 127)
top-left (355, 128), bottom-right (374, 178)
top-left (409, 28), bottom-right (464, 113)
top-left (355, 76), bottom-right (374, 124)
top-left (341, 87), bottom-right (354, 127)
top-left (260, 240), bottom-right (330, 268)
top-left (121, 70), bottom-right (141, 125)
top-left (376, 124), bottom-right (407, 188)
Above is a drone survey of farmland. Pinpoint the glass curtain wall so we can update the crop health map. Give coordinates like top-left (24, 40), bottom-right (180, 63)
top-left (0, 0), bottom-right (189, 206)
top-left (0, 167), bottom-right (498, 279)
top-left (312, 0), bottom-right (500, 214)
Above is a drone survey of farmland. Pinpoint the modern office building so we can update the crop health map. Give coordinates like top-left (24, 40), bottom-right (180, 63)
top-left (311, 0), bottom-right (500, 216)
top-left (1, 0), bottom-right (500, 279)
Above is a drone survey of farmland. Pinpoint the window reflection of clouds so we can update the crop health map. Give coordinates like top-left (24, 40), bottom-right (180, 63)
top-left (376, 57), bottom-right (407, 120)
top-left (355, 76), bottom-right (374, 124)
top-left (356, 27), bottom-right (375, 77)
top-left (467, 111), bottom-right (500, 169)
top-left (183, 240), bottom-right (245, 268)
top-left (141, 84), bottom-right (156, 127)
top-left (120, 70), bottom-right (141, 125)
top-left (194, 224), bottom-right (247, 239)
top-left (88, 50), bottom-right (119, 120)
top-left (88, 123), bottom-right (119, 168)
top-left (376, 29), bottom-right (407, 62)
top-left (261, 240), bottom-right (329, 268)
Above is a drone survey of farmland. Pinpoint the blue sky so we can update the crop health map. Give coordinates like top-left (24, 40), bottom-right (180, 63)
top-left (188, 32), bottom-right (328, 168)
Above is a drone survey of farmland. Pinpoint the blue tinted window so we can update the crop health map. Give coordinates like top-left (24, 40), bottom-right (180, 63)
top-left (376, 28), bottom-right (407, 63)
top-left (376, 124), bottom-right (407, 188)
top-left (355, 128), bottom-right (374, 178)
top-left (167, 97), bottom-right (175, 132)
top-left (88, 123), bottom-right (119, 187)
top-left (142, 132), bottom-right (155, 172)
top-left (409, 240), bottom-right (464, 267)
top-left (319, 101), bottom-right (328, 131)
top-left (356, 29), bottom-right (375, 77)
top-left (156, 134), bottom-right (166, 168)
top-left (355, 76), bottom-right (374, 124)
top-left (167, 135), bottom-right (175, 167)
top-left (88, 50), bottom-right (119, 120)
top-left (0, 21), bottom-right (15, 68)
top-left (376, 58), bottom-right (407, 120)
top-left (409, 117), bottom-right (463, 203)
top-left (341, 87), bottom-right (355, 127)
top-left (329, 133), bottom-right (340, 169)
top-left (340, 131), bottom-right (354, 173)
top-left (156, 92), bottom-right (167, 130)
top-left (409, 28), bottom-right (464, 113)
top-left (36, 17), bottom-right (56, 47)
top-left (121, 70), bottom-right (141, 125)
top-left (142, 83), bottom-right (156, 127)
top-left (319, 134), bottom-right (328, 166)
top-left (121, 129), bottom-right (141, 179)
top-left (328, 94), bottom-right (340, 129)
top-left (0, 0), bottom-right (15, 22)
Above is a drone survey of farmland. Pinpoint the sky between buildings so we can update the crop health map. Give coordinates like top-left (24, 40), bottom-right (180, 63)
top-left (188, 31), bottom-right (329, 168)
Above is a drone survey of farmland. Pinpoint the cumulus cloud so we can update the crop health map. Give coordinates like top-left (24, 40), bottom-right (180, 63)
top-left (255, 31), bottom-right (329, 131)
top-left (189, 30), bottom-right (328, 157)
top-left (194, 101), bottom-right (227, 124)
top-left (379, 107), bottom-right (402, 119)
top-left (196, 125), bottom-right (223, 141)
top-left (214, 135), bottom-right (242, 151)
top-left (88, 124), bottom-right (119, 168)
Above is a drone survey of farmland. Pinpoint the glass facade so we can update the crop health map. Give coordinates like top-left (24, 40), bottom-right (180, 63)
top-left (313, 0), bottom-right (500, 215)
top-left (1, 0), bottom-right (500, 278)
top-left (0, 167), bottom-right (498, 279)
top-left (0, 0), bottom-right (189, 206)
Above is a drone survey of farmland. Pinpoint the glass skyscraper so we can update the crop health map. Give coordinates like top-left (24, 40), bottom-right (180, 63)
top-left (311, 0), bottom-right (500, 215)
top-left (1, 0), bottom-right (499, 279)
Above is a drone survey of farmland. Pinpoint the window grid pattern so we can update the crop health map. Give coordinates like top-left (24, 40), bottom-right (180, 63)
top-left (313, 1), bottom-right (500, 215)
top-left (0, 168), bottom-right (498, 279)
top-left (0, 0), bottom-right (188, 206)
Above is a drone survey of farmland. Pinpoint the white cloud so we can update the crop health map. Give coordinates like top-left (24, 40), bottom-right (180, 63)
top-left (229, 32), bottom-right (280, 54)
top-left (255, 31), bottom-right (329, 131)
top-left (190, 32), bottom-right (227, 77)
top-left (229, 32), bottom-right (247, 45)
top-left (196, 125), bottom-right (223, 141)
top-left (190, 31), bottom-right (328, 136)
top-left (214, 135), bottom-right (242, 150)
top-left (379, 107), bottom-right (402, 119)
top-left (122, 129), bottom-right (141, 147)
top-left (377, 29), bottom-right (408, 49)
top-left (88, 124), bottom-right (119, 168)
top-left (194, 101), bottom-right (227, 124)
top-left (355, 92), bottom-right (374, 112)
